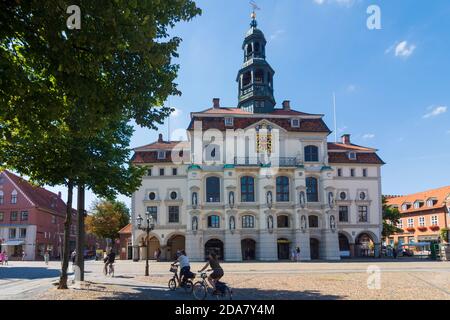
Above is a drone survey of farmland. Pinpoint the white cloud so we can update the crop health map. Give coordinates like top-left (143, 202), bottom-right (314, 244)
top-left (346, 84), bottom-right (356, 93)
top-left (362, 133), bottom-right (375, 139)
top-left (171, 107), bottom-right (182, 118)
top-left (270, 29), bottom-right (285, 41)
top-left (386, 41), bottom-right (416, 58)
top-left (313, 0), bottom-right (356, 7)
top-left (423, 106), bottom-right (447, 119)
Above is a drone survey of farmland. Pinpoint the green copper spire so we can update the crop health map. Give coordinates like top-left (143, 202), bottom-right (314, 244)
top-left (236, 11), bottom-right (276, 114)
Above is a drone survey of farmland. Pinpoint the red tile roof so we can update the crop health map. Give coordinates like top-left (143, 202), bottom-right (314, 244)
top-left (2, 170), bottom-right (70, 214)
top-left (134, 141), bottom-right (189, 152)
top-left (387, 186), bottom-right (450, 214)
top-left (327, 142), bottom-right (376, 152)
top-left (193, 107), bottom-right (316, 116)
top-left (328, 152), bottom-right (385, 165)
top-left (118, 223), bottom-right (132, 234)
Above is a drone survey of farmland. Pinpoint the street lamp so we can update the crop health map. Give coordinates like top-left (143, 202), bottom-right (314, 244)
top-left (136, 210), bottom-right (155, 276)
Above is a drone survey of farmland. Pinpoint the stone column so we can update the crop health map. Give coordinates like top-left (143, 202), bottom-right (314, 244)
top-left (224, 230), bottom-right (242, 262)
top-left (259, 230), bottom-right (278, 261)
top-left (295, 230), bottom-right (311, 261)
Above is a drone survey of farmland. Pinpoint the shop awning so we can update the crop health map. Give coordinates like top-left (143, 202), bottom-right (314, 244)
top-left (1, 240), bottom-right (25, 246)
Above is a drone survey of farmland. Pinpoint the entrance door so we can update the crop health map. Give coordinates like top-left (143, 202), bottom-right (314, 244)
top-left (205, 239), bottom-right (224, 260)
top-left (277, 239), bottom-right (290, 260)
top-left (241, 239), bottom-right (256, 260)
top-left (310, 238), bottom-right (320, 260)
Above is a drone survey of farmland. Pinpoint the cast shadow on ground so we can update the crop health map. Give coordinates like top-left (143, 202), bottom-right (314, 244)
top-left (94, 283), bottom-right (344, 300)
top-left (0, 267), bottom-right (61, 280)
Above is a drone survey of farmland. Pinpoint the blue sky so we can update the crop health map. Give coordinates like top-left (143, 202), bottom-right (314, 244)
top-left (46, 0), bottom-right (450, 210)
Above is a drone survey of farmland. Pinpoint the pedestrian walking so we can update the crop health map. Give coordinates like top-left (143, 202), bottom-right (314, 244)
top-left (296, 247), bottom-right (301, 262)
top-left (21, 250), bottom-right (26, 261)
top-left (3, 252), bottom-right (8, 265)
top-left (71, 250), bottom-right (77, 264)
top-left (393, 247), bottom-right (398, 259)
top-left (156, 248), bottom-right (161, 262)
top-left (44, 250), bottom-right (50, 265)
top-left (291, 248), bottom-right (296, 262)
top-left (0, 251), bottom-right (4, 265)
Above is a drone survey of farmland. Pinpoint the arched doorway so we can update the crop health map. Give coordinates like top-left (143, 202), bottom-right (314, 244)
top-left (241, 239), bottom-right (256, 260)
top-left (356, 232), bottom-right (375, 257)
top-left (310, 238), bottom-right (320, 260)
top-left (277, 238), bottom-right (290, 260)
top-left (339, 233), bottom-right (351, 258)
top-left (167, 235), bottom-right (185, 260)
top-left (139, 236), bottom-right (160, 261)
top-left (205, 239), bottom-right (224, 260)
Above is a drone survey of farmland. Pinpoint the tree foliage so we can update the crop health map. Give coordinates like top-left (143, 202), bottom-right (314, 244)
top-left (382, 196), bottom-right (403, 239)
top-left (0, 0), bottom-right (201, 288)
top-left (86, 200), bottom-right (130, 241)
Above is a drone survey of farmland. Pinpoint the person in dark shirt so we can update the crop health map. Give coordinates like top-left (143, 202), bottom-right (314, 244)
top-left (103, 250), bottom-right (116, 275)
top-left (199, 252), bottom-right (224, 293)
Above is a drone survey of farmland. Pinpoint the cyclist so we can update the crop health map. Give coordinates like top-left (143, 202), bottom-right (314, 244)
top-left (172, 250), bottom-right (191, 285)
top-left (103, 249), bottom-right (116, 275)
top-left (199, 252), bottom-right (223, 293)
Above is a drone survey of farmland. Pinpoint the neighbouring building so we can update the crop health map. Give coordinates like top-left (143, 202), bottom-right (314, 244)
top-left (130, 14), bottom-right (385, 262)
top-left (118, 223), bottom-right (132, 260)
top-left (386, 186), bottom-right (450, 246)
top-left (0, 170), bottom-right (104, 260)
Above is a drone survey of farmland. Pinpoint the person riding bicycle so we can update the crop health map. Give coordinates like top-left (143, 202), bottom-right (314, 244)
top-left (103, 249), bottom-right (116, 275)
top-left (199, 252), bottom-right (223, 294)
top-left (172, 250), bottom-right (191, 285)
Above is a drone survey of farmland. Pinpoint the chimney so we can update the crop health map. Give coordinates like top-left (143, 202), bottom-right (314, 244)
top-left (341, 134), bottom-right (351, 145)
top-left (58, 191), bottom-right (62, 199)
top-left (158, 133), bottom-right (163, 142)
top-left (213, 98), bottom-right (220, 109)
top-left (282, 100), bottom-right (291, 111)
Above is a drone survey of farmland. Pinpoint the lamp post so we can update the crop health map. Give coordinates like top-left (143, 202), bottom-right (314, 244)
top-left (136, 211), bottom-right (155, 276)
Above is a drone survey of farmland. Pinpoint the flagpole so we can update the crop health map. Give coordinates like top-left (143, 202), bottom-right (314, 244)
top-left (333, 92), bottom-right (337, 143)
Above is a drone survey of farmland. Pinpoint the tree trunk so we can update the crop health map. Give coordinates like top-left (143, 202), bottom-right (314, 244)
top-left (76, 184), bottom-right (85, 281)
top-left (58, 180), bottom-right (74, 289)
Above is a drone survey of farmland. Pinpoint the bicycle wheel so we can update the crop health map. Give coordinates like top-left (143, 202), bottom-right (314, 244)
top-left (168, 278), bottom-right (177, 291)
top-left (183, 280), bottom-right (193, 293)
top-left (192, 281), bottom-right (207, 300)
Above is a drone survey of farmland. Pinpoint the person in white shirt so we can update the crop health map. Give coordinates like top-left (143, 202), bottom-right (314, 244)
top-left (173, 250), bottom-right (191, 285)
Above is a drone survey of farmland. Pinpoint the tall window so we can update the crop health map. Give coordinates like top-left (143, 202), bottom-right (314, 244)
top-left (19, 228), bottom-right (27, 238)
top-left (208, 215), bottom-right (220, 228)
top-left (206, 177), bottom-right (220, 202)
top-left (407, 218), bottom-right (414, 228)
top-left (9, 228), bottom-right (16, 239)
top-left (159, 168), bottom-right (165, 176)
top-left (0, 191), bottom-right (3, 204)
top-left (306, 177), bottom-right (318, 202)
top-left (304, 145), bottom-right (319, 162)
top-left (11, 191), bottom-right (17, 204)
top-left (0, 212), bottom-right (4, 221)
top-left (168, 206), bottom-right (179, 223)
top-left (276, 176), bottom-right (290, 202)
top-left (431, 215), bottom-right (438, 226)
top-left (10, 211), bottom-right (18, 221)
top-left (358, 206), bottom-right (368, 222)
top-left (241, 176), bottom-right (255, 202)
top-left (242, 215), bottom-right (255, 228)
top-left (339, 206), bottom-right (349, 222)
top-left (147, 206), bottom-right (158, 223)
top-left (419, 216), bottom-right (425, 227)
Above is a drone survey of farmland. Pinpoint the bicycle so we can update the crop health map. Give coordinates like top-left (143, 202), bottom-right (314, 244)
top-left (192, 271), bottom-right (232, 300)
top-left (104, 263), bottom-right (114, 277)
top-left (168, 264), bottom-right (194, 293)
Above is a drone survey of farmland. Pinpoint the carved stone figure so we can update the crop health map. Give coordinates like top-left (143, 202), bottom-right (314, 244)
top-left (267, 215), bottom-right (274, 229)
top-left (229, 215), bottom-right (236, 230)
top-left (330, 215), bottom-right (336, 230)
top-left (192, 192), bottom-right (198, 207)
top-left (299, 191), bottom-right (306, 207)
top-left (301, 215), bottom-right (307, 230)
top-left (192, 216), bottom-right (198, 231)
top-left (229, 191), bottom-right (235, 207)
top-left (266, 191), bottom-right (273, 207)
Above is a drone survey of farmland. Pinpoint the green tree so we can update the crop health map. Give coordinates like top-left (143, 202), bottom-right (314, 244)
top-left (382, 196), bottom-right (403, 241)
top-left (0, 0), bottom-right (201, 288)
top-left (86, 200), bottom-right (130, 241)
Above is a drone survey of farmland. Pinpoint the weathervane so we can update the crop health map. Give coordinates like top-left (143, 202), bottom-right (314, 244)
top-left (249, 1), bottom-right (260, 27)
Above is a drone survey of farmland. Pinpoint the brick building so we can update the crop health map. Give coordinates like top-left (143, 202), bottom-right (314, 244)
top-left (386, 186), bottom-right (450, 246)
top-left (0, 170), bottom-right (104, 260)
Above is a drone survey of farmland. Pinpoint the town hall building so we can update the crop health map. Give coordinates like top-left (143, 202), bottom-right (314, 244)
top-left (130, 14), bottom-right (385, 262)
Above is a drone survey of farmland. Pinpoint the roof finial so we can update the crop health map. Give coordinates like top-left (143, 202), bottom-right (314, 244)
top-left (249, 1), bottom-right (260, 28)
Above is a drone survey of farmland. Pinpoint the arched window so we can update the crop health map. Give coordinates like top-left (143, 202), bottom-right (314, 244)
top-left (276, 176), bottom-right (290, 202)
top-left (206, 177), bottom-right (220, 203)
top-left (254, 42), bottom-right (260, 52)
top-left (308, 215), bottom-right (319, 228)
top-left (255, 69), bottom-right (264, 83)
top-left (304, 145), bottom-right (319, 162)
top-left (277, 215), bottom-right (289, 228)
top-left (241, 176), bottom-right (255, 202)
top-left (306, 177), bottom-right (318, 202)
top-left (246, 44), bottom-right (252, 55)
top-left (242, 215), bottom-right (255, 228)
top-left (207, 215), bottom-right (220, 228)
top-left (243, 71), bottom-right (251, 86)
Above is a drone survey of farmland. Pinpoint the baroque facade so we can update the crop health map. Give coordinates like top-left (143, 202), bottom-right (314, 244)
top-left (130, 15), bottom-right (384, 262)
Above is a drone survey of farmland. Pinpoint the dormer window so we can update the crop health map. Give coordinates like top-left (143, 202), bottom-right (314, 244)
top-left (402, 203), bottom-right (412, 211)
top-left (414, 201), bottom-right (424, 209)
top-left (427, 198), bottom-right (437, 207)
top-left (224, 117), bottom-right (234, 127)
top-left (291, 119), bottom-right (300, 128)
top-left (348, 152), bottom-right (357, 160)
top-left (157, 151), bottom-right (166, 160)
